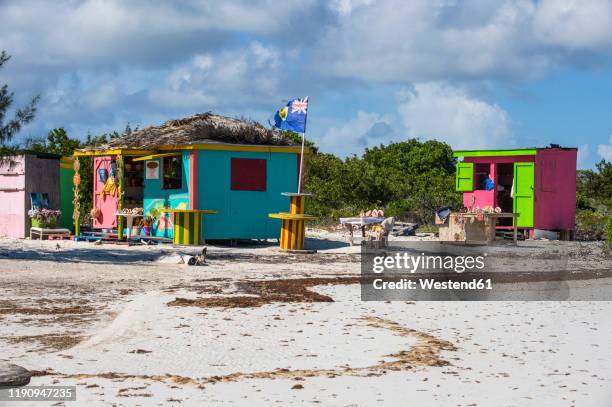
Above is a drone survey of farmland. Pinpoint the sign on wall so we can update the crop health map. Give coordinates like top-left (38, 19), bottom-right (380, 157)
top-left (146, 160), bottom-right (159, 180)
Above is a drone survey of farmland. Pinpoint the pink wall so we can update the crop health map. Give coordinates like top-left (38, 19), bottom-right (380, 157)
top-left (0, 156), bottom-right (26, 238)
top-left (534, 148), bottom-right (576, 230)
top-left (463, 190), bottom-right (495, 209)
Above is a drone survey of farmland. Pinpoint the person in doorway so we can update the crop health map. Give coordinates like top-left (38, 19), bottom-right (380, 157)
top-left (484, 174), bottom-right (494, 191)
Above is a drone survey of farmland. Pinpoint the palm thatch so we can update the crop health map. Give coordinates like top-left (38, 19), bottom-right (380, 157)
top-left (80, 113), bottom-right (296, 151)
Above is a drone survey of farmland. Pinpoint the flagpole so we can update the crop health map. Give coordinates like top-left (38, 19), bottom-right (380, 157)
top-left (298, 130), bottom-right (306, 193)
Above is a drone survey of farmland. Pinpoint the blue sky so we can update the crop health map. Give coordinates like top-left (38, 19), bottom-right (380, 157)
top-left (2, 0), bottom-right (612, 168)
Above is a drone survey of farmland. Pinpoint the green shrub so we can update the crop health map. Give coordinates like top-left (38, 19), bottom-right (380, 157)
top-left (304, 139), bottom-right (462, 224)
top-left (606, 217), bottom-right (612, 244)
top-left (576, 209), bottom-right (609, 240)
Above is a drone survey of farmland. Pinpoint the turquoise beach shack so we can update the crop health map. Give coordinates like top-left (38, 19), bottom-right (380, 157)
top-left (74, 113), bottom-right (301, 242)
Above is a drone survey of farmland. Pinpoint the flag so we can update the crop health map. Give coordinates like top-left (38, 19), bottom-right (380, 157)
top-left (274, 97), bottom-right (308, 133)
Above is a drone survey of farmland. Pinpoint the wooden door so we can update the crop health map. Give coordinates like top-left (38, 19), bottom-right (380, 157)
top-left (92, 156), bottom-right (118, 228)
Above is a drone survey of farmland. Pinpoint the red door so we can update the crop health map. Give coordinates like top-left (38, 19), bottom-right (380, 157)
top-left (92, 157), bottom-right (118, 228)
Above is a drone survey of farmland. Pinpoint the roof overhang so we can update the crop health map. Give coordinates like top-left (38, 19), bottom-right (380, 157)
top-left (453, 148), bottom-right (537, 158)
top-left (73, 149), bottom-right (157, 157)
top-left (74, 143), bottom-right (303, 157)
top-left (157, 143), bottom-right (303, 153)
top-left (132, 152), bottom-right (181, 162)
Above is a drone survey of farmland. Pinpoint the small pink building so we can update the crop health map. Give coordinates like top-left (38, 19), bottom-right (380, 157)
top-left (0, 153), bottom-right (60, 238)
top-left (454, 146), bottom-right (577, 238)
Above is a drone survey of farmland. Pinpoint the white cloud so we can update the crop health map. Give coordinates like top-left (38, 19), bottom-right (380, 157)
top-left (577, 143), bottom-right (591, 167)
top-left (597, 135), bottom-right (612, 161)
top-left (327, 0), bottom-right (373, 16)
top-left (533, 0), bottom-right (612, 50)
top-left (148, 42), bottom-right (281, 110)
top-left (316, 111), bottom-right (395, 156)
top-left (315, 0), bottom-right (612, 83)
top-left (0, 0), bottom-right (312, 68)
top-left (397, 83), bottom-right (513, 149)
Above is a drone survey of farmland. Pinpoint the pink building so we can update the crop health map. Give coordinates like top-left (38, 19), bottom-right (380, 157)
top-left (0, 154), bottom-right (60, 238)
top-left (454, 146), bottom-right (577, 238)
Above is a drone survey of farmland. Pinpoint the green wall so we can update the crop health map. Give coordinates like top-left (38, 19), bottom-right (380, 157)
top-left (59, 164), bottom-right (74, 230)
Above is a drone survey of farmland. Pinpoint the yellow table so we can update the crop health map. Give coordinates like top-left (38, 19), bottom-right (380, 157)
top-left (269, 193), bottom-right (317, 251)
top-left (160, 209), bottom-right (217, 245)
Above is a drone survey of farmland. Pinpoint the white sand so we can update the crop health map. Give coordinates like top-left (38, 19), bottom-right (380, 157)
top-left (0, 235), bottom-right (611, 406)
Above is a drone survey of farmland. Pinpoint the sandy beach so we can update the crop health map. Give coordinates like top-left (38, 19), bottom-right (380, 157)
top-left (1, 233), bottom-right (611, 406)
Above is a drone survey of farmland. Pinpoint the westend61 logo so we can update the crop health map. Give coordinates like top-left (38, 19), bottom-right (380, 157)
top-left (370, 251), bottom-right (492, 292)
top-left (372, 252), bottom-right (487, 274)
top-left (360, 241), bottom-right (590, 301)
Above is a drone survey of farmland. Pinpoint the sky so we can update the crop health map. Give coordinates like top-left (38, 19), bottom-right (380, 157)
top-left (2, 0), bottom-right (612, 168)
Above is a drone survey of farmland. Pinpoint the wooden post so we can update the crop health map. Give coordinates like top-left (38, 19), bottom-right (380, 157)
top-left (117, 155), bottom-right (124, 240)
top-left (189, 150), bottom-right (198, 210)
top-left (73, 157), bottom-right (80, 237)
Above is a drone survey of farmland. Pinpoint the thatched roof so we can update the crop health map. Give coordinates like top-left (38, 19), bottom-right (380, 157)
top-left (80, 113), bottom-right (297, 151)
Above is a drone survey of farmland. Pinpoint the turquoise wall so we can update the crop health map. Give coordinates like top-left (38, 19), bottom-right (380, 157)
top-left (198, 150), bottom-right (298, 240)
top-left (143, 151), bottom-right (190, 238)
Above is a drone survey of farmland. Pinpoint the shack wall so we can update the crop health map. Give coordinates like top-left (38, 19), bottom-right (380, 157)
top-left (462, 149), bottom-right (577, 231)
top-left (24, 155), bottom-right (60, 236)
top-left (198, 149), bottom-right (298, 240)
top-left (534, 148), bottom-right (577, 230)
top-left (0, 156), bottom-right (26, 238)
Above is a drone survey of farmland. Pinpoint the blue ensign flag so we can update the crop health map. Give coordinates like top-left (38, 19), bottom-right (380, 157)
top-left (274, 97), bottom-right (308, 133)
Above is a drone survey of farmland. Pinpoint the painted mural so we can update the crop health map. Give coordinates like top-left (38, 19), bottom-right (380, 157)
top-left (143, 196), bottom-right (189, 238)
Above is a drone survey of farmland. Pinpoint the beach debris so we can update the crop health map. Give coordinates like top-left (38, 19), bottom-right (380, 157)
top-left (392, 222), bottom-right (418, 236)
top-left (168, 276), bottom-right (360, 309)
top-left (435, 207), bottom-right (451, 224)
top-left (188, 248), bottom-right (207, 266)
top-left (32, 316), bottom-right (456, 387)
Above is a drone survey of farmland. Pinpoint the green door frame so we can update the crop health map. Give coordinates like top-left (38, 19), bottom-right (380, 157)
top-left (513, 162), bottom-right (535, 227)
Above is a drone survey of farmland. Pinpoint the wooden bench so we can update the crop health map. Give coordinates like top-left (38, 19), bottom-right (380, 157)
top-left (30, 227), bottom-right (71, 240)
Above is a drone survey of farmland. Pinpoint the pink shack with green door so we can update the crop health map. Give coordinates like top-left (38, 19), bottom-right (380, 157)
top-left (453, 146), bottom-right (577, 238)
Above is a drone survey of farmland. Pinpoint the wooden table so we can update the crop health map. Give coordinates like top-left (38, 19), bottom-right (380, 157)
top-left (339, 217), bottom-right (385, 245)
top-left (114, 212), bottom-right (143, 240)
top-left (30, 227), bottom-right (71, 240)
top-left (268, 212), bottom-right (318, 251)
top-left (483, 212), bottom-right (519, 244)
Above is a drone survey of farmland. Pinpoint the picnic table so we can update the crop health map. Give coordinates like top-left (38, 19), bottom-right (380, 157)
top-left (339, 217), bottom-right (385, 245)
